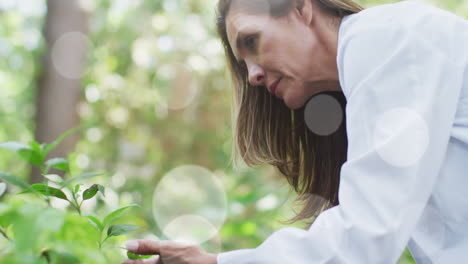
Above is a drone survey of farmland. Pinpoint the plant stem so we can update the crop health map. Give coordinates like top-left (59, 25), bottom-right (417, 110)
top-left (68, 197), bottom-right (80, 215)
top-left (0, 227), bottom-right (11, 241)
top-left (98, 226), bottom-right (104, 249)
top-left (101, 236), bottom-right (110, 248)
top-left (69, 200), bottom-right (82, 215)
top-left (70, 189), bottom-right (82, 215)
top-left (41, 168), bottom-right (52, 206)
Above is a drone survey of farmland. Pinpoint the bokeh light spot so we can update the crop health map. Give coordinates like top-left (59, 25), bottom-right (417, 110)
top-left (132, 37), bottom-right (158, 69)
top-left (304, 93), bottom-right (344, 136)
top-left (156, 63), bottom-right (199, 110)
top-left (373, 108), bottom-right (429, 167)
top-left (76, 154), bottom-right (90, 169)
top-left (51, 31), bottom-right (91, 79)
top-left (152, 165), bottom-right (227, 243)
top-left (162, 214), bottom-right (219, 244)
top-left (86, 127), bottom-right (103, 143)
top-left (256, 194), bottom-right (279, 211)
top-left (106, 107), bottom-right (129, 128)
top-left (157, 35), bottom-right (174, 52)
top-left (85, 84), bottom-right (101, 103)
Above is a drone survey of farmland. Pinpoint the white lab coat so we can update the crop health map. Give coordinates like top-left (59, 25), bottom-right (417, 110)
top-left (218, 1), bottom-right (468, 263)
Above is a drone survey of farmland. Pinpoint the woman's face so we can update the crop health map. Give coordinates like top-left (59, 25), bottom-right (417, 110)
top-left (225, 2), bottom-right (339, 109)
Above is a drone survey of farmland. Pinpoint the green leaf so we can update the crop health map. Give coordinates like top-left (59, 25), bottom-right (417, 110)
top-left (103, 204), bottom-right (139, 227)
top-left (44, 174), bottom-right (64, 183)
top-left (60, 172), bottom-right (105, 187)
top-left (0, 141), bottom-right (31, 153)
top-left (106, 224), bottom-right (139, 237)
top-left (45, 158), bottom-right (69, 171)
top-left (43, 127), bottom-right (80, 156)
top-left (103, 204), bottom-right (140, 226)
top-left (127, 251), bottom-right (153, 260)
top-left (86, 215), bottom-right (104, 231)
top-left (20, 184), bottom-right (69, 201)
top-left (0, 171), bottom-right (32, 190)
top-left (0, 182), bottom-right (6, 197)
top-left (83, 184), bottom-right (99, 200)
top-left (29, 141), bottom-right (44, 159)
top-left (42, 249), bottom-right (81, 264)
top-left (36, 208), bottom-right (65, 232)
top-left (74, 184), bottom-right (81, 194)
top-left (0, 141), bottom-right (43, 166)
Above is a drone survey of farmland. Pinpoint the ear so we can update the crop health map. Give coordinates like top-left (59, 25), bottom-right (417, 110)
top-left (295, 0), bottom-right (313, 26)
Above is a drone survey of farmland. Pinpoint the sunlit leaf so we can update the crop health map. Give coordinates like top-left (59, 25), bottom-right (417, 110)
top-left (0, 141), bottom-right (43, 166)
top-left (103, 204), bottom-right (140, 227)
top-left (29, 141), bottom-right (44, 161)
top-left (45, 158), bottom-right (69, 172)
top-left (60, 172), bottom-right (105, 187)
top-left (44, 174), bottom-right (64, 183)
top-left (86, 215), bottom-right (104, 231)
top-left (0, 142), bottom-right (31, 153)
top-left (106, 224), bottom-right (139, 237)
top-left (0, 171), bottom-right (32, 190)
top-left (43, 127), bottom-right (81, 156)
top-left (20, 184), bottom-right (69, 201)
top-left (74, 184), bottom-right (82, 194)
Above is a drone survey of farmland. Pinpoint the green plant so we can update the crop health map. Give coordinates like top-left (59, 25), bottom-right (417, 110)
top-left (126, 251), bottom-right (153, 260)
top-left (0, 129), bottom-right (142, 264)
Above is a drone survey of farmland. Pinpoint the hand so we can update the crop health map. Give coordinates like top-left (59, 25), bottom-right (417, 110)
top-left (121, 239), bottom-right (218, 264)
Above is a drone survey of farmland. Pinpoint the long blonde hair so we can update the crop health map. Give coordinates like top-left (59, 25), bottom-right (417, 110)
top-left (216, 0), bottom-right (364, 227)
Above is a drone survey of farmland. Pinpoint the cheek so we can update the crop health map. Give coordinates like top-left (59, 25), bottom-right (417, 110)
top-left (282, 46), bottom-right (311, 78)
top-left (260, 44), bottom-right (280, 69)
top-left (262, 37), bottom-right (297, 73)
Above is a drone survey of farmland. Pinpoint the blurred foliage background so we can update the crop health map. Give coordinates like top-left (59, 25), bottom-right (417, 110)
top-left (0, 0), bottom-right (467, 263)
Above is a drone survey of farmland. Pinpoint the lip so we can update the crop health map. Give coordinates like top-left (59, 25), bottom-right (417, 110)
top-left (268, 78), bottom-right (281, 97)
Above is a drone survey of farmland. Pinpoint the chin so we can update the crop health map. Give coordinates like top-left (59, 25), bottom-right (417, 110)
top-left (283, 95), bottom-right (306, 110)
top-left (281, 84), bottom-right (309, 110)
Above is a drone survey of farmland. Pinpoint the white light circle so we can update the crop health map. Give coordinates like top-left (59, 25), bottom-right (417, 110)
top-left (153, 63), bottom-right (199, 110)
top-left (152, 165), bottom-right (228, 243)
top-left (373, 108), bottom-right (429, 167)
top-left (162, 214), bottom-right (219, 244)
top-left (304, 94), bottom-right (344, 136)
top-left (51, 31), bottom-right (91, 79)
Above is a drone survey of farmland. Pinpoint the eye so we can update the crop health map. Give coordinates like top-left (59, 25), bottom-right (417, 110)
top-left (244, 35), bottom-right (257, 50)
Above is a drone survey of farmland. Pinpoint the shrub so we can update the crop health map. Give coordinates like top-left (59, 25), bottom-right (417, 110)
top-left (0, 129), bottom-right (142, 264)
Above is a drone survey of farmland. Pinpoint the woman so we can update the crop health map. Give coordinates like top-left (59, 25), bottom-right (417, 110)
top-left (123, 0), bottom-right (468, 263)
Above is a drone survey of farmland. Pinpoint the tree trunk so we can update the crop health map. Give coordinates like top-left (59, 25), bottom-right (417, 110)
top-left (33, 0), bottom-right (88, 183)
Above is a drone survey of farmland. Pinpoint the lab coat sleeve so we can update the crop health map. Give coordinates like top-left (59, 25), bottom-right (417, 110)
top-left (217, 22), bottom-right (465, 264)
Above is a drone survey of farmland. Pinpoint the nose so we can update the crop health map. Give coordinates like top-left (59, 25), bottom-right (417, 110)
top-left (247, 62), bottom-right (266, 87)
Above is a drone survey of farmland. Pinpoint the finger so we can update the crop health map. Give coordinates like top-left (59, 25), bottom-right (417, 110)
top-left (125, 239), bottom-right (163, 255)
top-left (121, 256), bottom-right (160, 264)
